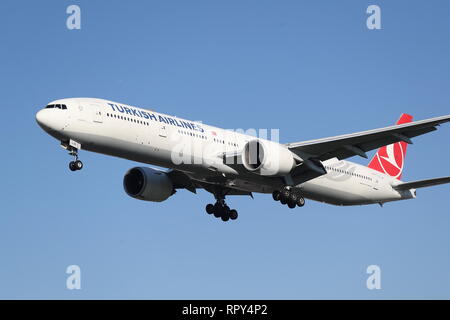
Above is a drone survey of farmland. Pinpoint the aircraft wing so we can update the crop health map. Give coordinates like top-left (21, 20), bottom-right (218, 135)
top-left (393, 176), bottom-right (450, 190)
top-left (286, 114), bottom-right (450, 162)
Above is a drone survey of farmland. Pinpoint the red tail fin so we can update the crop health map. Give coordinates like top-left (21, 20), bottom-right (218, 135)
top-left (367, 114), bottom-right (413, 180)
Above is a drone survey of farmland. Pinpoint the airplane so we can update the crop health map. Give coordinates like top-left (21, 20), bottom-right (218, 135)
top-left (35, 98), bottom-right (450, 222)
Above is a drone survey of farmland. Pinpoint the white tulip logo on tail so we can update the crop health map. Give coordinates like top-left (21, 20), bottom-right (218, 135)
top-left (375, 142), bottom-right (405, 179)
top-left (367, 114), bottom-right (413, 180)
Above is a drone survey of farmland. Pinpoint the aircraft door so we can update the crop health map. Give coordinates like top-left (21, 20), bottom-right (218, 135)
top-left (158, 124), bottom-right (167, 138)
top-left (92, 104), bottom-right (103, 123)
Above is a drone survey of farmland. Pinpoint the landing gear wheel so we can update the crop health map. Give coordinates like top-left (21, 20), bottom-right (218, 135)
top-left (297, 197), bottom-right (305, 207)
top-left (75, 160), bottom-right (83, 170)
top-left (287, 199), bottom-right (297, 209)
top-left (272, 191), bottom-right (281, 201)
top-left (213, 209), bottom-right (222, 218)
top-left (221, 211), bottom-right (230, 222)
top-left (221, 206), bottom-right (230, 222)
top-left (213, 203), bottom-right (222, 218)
top-left (280, 188), bottom-right (290, 205)
top-left (206, 204), bottom-right (214, 214)
top-left (229, 209), bottom-right (238, 220)
top-left (69, 161), bottom-right (77, 171)
top-left (288, 193), bottom-right (299, 209)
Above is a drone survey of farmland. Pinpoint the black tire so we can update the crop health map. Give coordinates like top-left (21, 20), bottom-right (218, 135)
top-left (221, 212), bottom-right (230, 222)
top-left (206, 204), bottom-right (214, 214)
top-left (280, 189), bottom-right (290, 204)
top-left (75, 160), bottom-right (83, 170)
top-left (229, 209), bottom-right (238, 220)
top-left (287, 199), bottom-right (296, 209)
top-left (272, 191), bottom-right (281, 201)
top-left (213, 203), bottom-right (222, 218)
top-left (69, 161), bottom-right (77, 171)
top-left (289, 193), bottom-right (299, 208)
top-left (297, 197), bottom-right (305, 207)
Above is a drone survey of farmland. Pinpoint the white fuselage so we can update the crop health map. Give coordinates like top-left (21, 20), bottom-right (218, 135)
top-left (36, 98), bottom-right (415, 206)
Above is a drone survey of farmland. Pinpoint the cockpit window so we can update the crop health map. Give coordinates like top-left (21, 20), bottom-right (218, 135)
top-left (45, 104), bottom-right (67, 109)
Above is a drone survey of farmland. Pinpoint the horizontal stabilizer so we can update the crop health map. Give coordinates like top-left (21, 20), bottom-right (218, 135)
top-left (393, 176), bottom-right (450, 190)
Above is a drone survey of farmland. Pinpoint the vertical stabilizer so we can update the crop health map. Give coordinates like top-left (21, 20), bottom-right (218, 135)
top-left (367, 114), bottom-right (413, 180)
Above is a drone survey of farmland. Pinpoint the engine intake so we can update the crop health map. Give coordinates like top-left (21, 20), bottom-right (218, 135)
top-left (242, 139), bottom-right (296, 176)
top-left (123, 167), bottom-right (174, 202)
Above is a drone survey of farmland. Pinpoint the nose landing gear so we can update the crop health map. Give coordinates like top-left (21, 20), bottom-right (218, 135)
top-left (62, 140), bottom-right (83, 172)
top-left (69, 159), bottom-right (83, 171)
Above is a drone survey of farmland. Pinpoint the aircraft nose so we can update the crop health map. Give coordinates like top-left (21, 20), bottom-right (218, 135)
top-left (35, 109), bottom-right (46, 126)
top-left (35, 109), bottom-right (65, 132)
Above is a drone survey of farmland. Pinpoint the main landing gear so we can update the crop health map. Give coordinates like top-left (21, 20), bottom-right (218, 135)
top-left (272, 187), bottom-right (305, 209)
top-left (205, 193), bottom-right (238, 222)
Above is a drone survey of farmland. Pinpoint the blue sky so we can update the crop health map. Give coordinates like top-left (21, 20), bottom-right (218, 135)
top-left (0, 0), bottom-right (449, 299)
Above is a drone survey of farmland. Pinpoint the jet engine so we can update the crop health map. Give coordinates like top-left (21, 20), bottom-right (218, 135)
top-left (123, 167), bottom-right (174, 202)
top-left (242, 139), bottom-right (296, 176)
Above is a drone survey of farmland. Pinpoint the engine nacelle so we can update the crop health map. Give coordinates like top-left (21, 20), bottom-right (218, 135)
top-left (242, 139), bottom-right (296, 176)
top-left (123, 167), bottom-right (174, 202)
